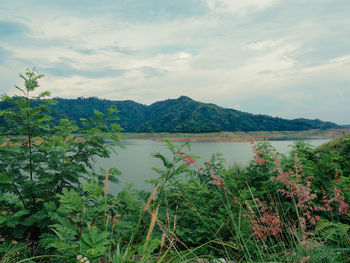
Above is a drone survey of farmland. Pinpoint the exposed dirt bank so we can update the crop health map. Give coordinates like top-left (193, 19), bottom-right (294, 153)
top-left (123, 129), bottom-right (350, 142)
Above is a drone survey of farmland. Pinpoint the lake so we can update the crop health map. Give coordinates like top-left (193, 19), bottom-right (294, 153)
top-left (95, 138), bottom-right (330, 193)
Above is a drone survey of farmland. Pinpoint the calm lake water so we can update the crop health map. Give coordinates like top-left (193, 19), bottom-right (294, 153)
top-left (95, 138), bottom-right (330, 193)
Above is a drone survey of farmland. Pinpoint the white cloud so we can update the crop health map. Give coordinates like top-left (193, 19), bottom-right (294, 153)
top-left (245, 40), bottom-right (285, 50)
top-left (206, 0), bottom-right (279, 16)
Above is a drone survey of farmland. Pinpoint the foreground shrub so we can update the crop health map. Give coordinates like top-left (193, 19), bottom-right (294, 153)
top-left (212, 140), bottom-right (350, 262)
top-left (0, 69), bottom-right (122, 253)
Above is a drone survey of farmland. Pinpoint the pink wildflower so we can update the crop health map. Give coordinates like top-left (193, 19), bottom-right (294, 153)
top-left (333, 187), bottom-right (349, 215)
top-left (246, 199), bottom-right (282, 240)
top-left (182, 154), bottom-right (196, 166)
top-left (211, 175), bottom-right (224, 190)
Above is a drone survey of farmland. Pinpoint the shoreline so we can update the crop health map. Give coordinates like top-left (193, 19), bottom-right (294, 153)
top-left (122, 129), bottom-right (350, 142)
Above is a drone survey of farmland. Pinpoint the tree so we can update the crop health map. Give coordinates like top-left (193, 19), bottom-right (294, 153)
top-left (0, 69), bottom-right (122, 242)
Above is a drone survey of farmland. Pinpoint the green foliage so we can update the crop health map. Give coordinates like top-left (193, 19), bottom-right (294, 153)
top-left (149, 143), bottom-right (233, 255)
top-left (198, 152), bottom-right (225, 184)
top-left (316, 219), bottom-right (350, 246)
top-left (45, 180), bottom-right (113, 262)
top-left (227, 140), bottom-right (350, 262)
top-left (121, 138), bottom-right (349, 262)
top-left (0, 69), bottom-right (122, 247)
top-left (0, 242), bottom-right (32, 263)
top-left (1, 95), bottom-right (339, 133)
top-left (46, 178), bottom-right (165, 263)
top-left (109, 243), bottom-right (135, 263)
top-left (148, 139), bottom-right (350, 262)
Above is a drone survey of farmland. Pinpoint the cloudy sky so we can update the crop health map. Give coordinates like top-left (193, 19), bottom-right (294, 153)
top-left (0, 0), bottom-right (349, 124)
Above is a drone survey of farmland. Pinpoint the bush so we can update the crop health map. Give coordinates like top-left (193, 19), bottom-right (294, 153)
top-left (0, 69), bottom-right (122, 247)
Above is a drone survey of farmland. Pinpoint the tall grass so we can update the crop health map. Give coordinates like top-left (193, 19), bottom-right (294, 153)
top-left (2, 139), bottom-right (349, 262)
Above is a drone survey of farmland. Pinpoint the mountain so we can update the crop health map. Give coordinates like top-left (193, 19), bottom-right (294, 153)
top-left (0, 96), bottom-right (339, 132)
top-left (47, 96), bottom-right (338, 132)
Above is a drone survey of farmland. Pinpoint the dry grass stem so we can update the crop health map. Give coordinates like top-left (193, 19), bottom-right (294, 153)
top-left (160, 233), bottom-right (166, 251)
top-left (144, 183), bottom-right (159, 212)
top-left (104, 168), bottom-right (109, 196)
top-left (141, 207), bottom-right (159, 262)
top-left (145, 207), bottom-right (159, 242)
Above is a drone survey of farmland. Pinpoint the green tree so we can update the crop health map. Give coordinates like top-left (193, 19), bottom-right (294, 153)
top-left (0, 69), bottom-right (122, 243)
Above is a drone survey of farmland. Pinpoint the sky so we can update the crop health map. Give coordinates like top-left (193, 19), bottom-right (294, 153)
top-left (0, 0), bottom-right (349, 124)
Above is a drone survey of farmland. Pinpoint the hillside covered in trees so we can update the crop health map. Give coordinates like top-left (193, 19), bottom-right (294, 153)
top-left (0, 96), bottom-right (339, 132)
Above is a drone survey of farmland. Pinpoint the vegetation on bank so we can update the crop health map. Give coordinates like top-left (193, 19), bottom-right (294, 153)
top-left (0, 70), bottom-right (349, 263)
top-left (122, 129), bottom-right (350, 142)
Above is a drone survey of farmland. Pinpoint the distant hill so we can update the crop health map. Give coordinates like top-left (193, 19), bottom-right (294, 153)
top-left (0, 96), bottom-right (340, 132)
top-left (49, 96), bottom-right (339, 132)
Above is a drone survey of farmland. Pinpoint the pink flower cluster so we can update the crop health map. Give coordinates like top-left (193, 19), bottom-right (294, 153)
top-left (321, 170), bottom-right (349, 215)
top-left (211, 175), bottom-right (223, 187)
top-left (246, 199), bottom-right (282, 240)
top-left (252, 144), bottom-right (266, 165)
top-left (76, 255), bottom-right (89, 263)
top-left (177, 151), bottom-right (196, 166)
top-left (271, 157), bottom-right (322, 226)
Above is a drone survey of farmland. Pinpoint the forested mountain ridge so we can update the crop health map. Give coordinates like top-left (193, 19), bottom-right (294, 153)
top-left (0, 96), bottom-right (339, 132)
